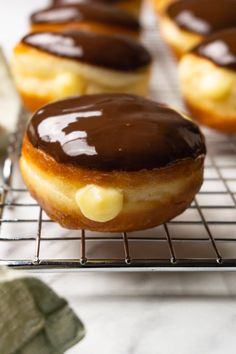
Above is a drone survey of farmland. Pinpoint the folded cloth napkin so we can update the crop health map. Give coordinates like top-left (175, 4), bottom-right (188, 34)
top-left (0, 268), bottom-right (85, 354)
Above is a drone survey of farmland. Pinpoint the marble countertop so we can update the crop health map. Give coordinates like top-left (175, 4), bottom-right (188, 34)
top-left (1, 1), bottom-right (236, 353)
top-left (50, 271), bottom-right (236, 354)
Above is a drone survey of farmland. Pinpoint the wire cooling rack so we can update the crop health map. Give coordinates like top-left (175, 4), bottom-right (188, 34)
top-left (0, 5), bottom-right (236, 272)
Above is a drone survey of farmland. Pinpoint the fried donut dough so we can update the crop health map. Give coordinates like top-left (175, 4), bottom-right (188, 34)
top-left (21, 94), bottom-right (206, 232)
top-left (179, 29), bottom-right (236, 133)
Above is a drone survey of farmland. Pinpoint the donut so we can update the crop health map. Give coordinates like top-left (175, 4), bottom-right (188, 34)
top-left (20, 93), bottom-right (206, 232)
top-left (160, 0), bottom-right (236, 59)
top-left (179, 28), bottom-right (236, 133)
top-left (51, 0), bottom-right (142, 18)
top-left (12, 31), bottom-right (151, 112)
top-left (30, 3), bottom-right (141, 38)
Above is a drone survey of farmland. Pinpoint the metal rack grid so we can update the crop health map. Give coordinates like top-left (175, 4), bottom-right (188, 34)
top-left (0, 6), bottom-right (236, 272)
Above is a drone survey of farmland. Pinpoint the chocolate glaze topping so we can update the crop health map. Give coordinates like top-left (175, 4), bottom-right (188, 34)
top-left (192, 28), bottom-right (236, 71)
top-left (31, 3), bottom-right (140, 30)
top-left (167, 0), bottom-right (236, 35)
top-left (22, 31), bottom-right (151, 71)
top-left (27, 94), bottom-right (206, 171)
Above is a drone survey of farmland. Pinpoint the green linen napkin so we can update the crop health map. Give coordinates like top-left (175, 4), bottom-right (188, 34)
top-left (0, 270), bottom-right (85, 354)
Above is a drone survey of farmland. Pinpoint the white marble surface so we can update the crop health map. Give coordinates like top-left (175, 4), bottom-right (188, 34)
top-left (1, 1), bottom-right (236, 353)
top-left (51, 271), bottom-right (236, 354)
top-left (70, 295), bottom-right (236, 354)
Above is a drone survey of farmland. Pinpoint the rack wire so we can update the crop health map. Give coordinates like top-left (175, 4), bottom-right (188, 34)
top-left (0, 6), bottom-right (236, 272)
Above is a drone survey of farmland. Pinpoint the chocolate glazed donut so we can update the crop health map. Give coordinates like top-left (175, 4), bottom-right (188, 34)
top-left (12, 31), bottom-right (152, 112)
top-left (22, 31), bottom-right (150, 72)
top-left (160, 0), bottom-right (236, 58)
top-left (21, 94), bottom-right (206, 231)
top-left (30, 3), bottom-right (141, 38)
top-left (27, 94), bottom-right (205, 170)
top-left (167, 0), bottom-right (236, 35)
top-left (179, 28), bottom-right (236, 133)
top-left (192, 29), bottom-right (236, 71)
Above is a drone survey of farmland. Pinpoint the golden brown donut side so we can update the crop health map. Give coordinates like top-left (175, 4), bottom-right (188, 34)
top-left (21, 135), bottom-right (204, 232)
top-left (185, 101), bottom-right (236, 133)
top-left (179, 53), bottom-right (236, 133)
top-left (160, 16), bottom-right (202, 59)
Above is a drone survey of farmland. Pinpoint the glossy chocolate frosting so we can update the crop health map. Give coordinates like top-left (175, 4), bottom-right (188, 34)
top-left (22, 31), bottom-right (151, 71)
top-left (167, 0), bottom-right (236, 35)
top-left (31, 3), bottom-right (140, 31)
top-left (27, 94), bottom-right (206, 171)
top-left (192, 28), bottom-right (236, 71)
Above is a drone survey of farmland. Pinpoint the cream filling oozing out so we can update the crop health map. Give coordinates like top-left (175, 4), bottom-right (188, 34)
top-left (179, 55), bottom-right (236, 116)
top-left (21, 157), bottom-right (201, 223)
top-left (76, 184), bottom-right (124, 222)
